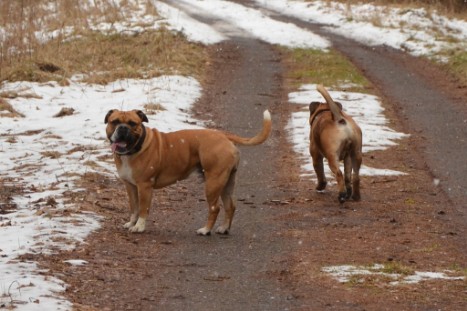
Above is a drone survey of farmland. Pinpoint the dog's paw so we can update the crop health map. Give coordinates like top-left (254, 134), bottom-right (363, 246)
top-left (352, 193), bottom-right (361, 201)
top-left (316, 181), bottom-right (327, 191)
top-left (123, 221), bottom-right (136, 229)
top-left (338, 192), bottom-right (347, 203)
top-left (196, 227), bottom-right (211, 236)
top-left (346, 186), bottom-right (353, 199)
top-left (129, 218), bottom-right (146, 233)
top-left (129, 225), bottom-right (145, 233)
top-left (215, 226), bottom-right (230, 235)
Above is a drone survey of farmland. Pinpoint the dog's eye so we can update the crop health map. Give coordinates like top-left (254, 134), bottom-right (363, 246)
top-left (128, 121), bottom-right (137, 127)
top-left (111, 120), bottom-right (120, 126)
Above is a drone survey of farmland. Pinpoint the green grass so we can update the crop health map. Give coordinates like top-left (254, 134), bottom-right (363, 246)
top-left (446, 50), bottom-right (467, 86)
top-left (378, 262), bottom-right (413, 276)
top-left (280, 47), bottom-right (371, 93)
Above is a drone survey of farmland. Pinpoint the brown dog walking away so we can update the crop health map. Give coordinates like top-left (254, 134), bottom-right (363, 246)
top-left (309, 85), bottom-right (362, 203)
top-left (105, 109), bottom-right (272, 235)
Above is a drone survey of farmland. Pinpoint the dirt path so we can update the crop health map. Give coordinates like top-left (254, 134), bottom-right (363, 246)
top-left (37, 2), bottom-right (467, 310)
top-left (48, 38), bottom-right (307, 310)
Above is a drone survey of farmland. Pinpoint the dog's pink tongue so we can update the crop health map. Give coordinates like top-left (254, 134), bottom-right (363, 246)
top-left (111, 142), bottom-right (126, 153)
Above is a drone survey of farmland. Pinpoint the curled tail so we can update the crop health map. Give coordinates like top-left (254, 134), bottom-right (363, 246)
top-left (316, 85), bottom-right (345, 124)
top-left (225, 110), bottom-right (272, 146)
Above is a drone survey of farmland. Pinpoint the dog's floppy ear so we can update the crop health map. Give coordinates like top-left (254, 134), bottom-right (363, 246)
top-left (104, 109), bottom-right (115, 124)
top-left (309, 102), bottom-right (320, 115)
top-left (335, 101), bottom-right (343, 111)
top-left (135, 110), bottom-right (149, 123)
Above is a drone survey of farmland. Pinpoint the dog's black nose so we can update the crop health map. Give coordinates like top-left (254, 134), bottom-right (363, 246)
top-left (115, 125), bottom-right (132, 141)
top-left (117, 125), bottom-right (130, 135)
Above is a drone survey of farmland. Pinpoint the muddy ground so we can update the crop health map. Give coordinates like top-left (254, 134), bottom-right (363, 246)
top-left (12, 4), bottom-right (467, 311)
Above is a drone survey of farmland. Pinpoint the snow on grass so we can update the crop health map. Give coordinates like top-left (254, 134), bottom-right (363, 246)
top-left (158, 0), bottom-right (330, 49)
top-left (88, 0), bottom-right (161, 35)
top-left (399, 271), bottom-right (465, 285)
top-left (152, 1), bottom-right (226, 44)
top-left (18, 0), bottom-right (332, 49)
top-left (322, 264), bottom-right (465, 285)
top-left (18, 0), bottom-right (222, 46)
top-left (0, 75), bottom-right (203, 309)
top-left (287, 84), bottom-right (408, 179)
top-left (255, 0), bottom-right (467, 59)
top-left (17, 0), bottom-right (163, 44)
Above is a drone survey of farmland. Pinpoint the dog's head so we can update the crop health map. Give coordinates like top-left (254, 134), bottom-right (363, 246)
top-left (105, 109), bottom-right (148, 155)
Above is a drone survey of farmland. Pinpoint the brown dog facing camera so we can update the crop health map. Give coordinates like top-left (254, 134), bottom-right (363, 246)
top-left (309, 85), bottom-right (362, 203)
top-left (105, 109), bottom-right (272, 235)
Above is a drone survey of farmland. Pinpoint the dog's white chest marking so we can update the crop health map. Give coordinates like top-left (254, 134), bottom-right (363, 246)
top-left (118, 157), bottom-right (135, 184)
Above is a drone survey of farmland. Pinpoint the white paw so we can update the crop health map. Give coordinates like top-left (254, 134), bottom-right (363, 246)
top-left (123, 221), bottom-right (135, 229)
top-left (215, 225), bottom-right (229, 235)
top-left (196, 227), bottom-right (211, 236)
top-left (129, 218), bottom-right (146, 233)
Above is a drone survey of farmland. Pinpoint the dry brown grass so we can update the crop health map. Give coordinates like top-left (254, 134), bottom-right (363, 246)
top-left (27, 28), bottom-right (207, 84)
top-left (0, 98), bottom-right (24, 118)
top-left (0, 0), bottom-right (208, 84)
top-left (144, 103), bottom-right (166, 115)
top-left (322, 0), bottom-right (467, 16)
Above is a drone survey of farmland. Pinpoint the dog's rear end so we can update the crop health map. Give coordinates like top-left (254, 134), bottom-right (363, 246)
top-left (309, 85), bottom-right (362, 203)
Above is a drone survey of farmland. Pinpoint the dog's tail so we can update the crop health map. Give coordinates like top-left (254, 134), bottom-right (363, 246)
top-left (225, 110), bottom-right (272, 146)
top-left (317, 84), bottom-right (345, 124)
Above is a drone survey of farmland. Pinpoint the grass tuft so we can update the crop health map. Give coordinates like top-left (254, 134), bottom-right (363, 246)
top-left (0, 98), bottom-right (24, 118)
top-left (280, 47), bottom-right (371, 92)
top-left (446, 49), bottom-right (467, 86)
top-left (378, 262), bottom-right (414, 276)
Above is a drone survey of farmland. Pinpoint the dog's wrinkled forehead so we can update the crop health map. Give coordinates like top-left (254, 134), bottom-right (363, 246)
top-left (115, 111), bottom-right (141, 124)
top-left (105, 109), bottom-right (148, 125)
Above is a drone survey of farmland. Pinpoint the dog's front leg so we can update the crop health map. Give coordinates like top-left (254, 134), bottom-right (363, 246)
top-left (123, 181), bottom-right (139, 229)
top-left (129, 182), bottom-right (153, 233)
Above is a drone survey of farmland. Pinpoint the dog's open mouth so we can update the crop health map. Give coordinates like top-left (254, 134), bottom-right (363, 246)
top-left (111, 141), bottom-right (127, 153)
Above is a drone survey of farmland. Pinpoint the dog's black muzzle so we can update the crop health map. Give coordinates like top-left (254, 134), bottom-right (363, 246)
top-left (110, 124), bottom-right (145, 155)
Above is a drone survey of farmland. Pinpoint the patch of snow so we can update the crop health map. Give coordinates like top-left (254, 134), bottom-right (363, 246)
top-left (63, 260), bottom-right (88, 266)
top-left (323, 264), bottom-right (465, 285)
top-left (160, 0), bottom-right (330, 49)
top-left (255, 0), bottom-right (467, 58)
top-left (0, 75), bottom-right (203, 309)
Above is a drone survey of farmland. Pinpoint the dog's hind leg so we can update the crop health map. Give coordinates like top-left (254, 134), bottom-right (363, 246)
top-left (311, 151), bottom-right (327, 191)
top-left (344, 154), bottom-right (353, 199)
top-left (327, 156), bottom-right (346, 203)
top-left (216, 169), bottom-right (237, 235)
top-left (351, 151), bottom-right (362, 201)
top-left (197, 170), bottom-right (229, 236)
